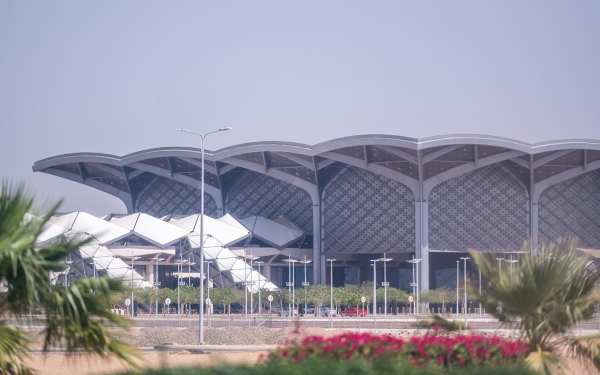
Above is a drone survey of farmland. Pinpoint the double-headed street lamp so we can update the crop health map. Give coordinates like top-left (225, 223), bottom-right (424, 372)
top-left (284, 257), bottom-right (298, 317)
top-left (459, 257), bottom-right (470, 323)
top-left (377, 254), bottom-right (392, 316)
top-left (406, 257), bottom-right (422, 315)
top-left (176, 126), bottom-right (232, 345)
top-left (299, 257), bottom-right (312, 315)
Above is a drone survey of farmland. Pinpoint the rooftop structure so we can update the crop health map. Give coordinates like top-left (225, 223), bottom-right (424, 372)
top-left (34, 134), bottom-right (600, 290)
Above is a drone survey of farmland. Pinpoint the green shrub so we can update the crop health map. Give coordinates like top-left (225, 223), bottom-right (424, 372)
top-left (120, 358), bottom-right (535, 375)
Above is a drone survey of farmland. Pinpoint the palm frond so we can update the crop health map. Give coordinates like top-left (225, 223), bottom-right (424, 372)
top-left (525, 346), bottom-right (562, 375)
top-left (44, 277), bottom-right (140, 368)
top-left (0, 324), bottom-right (31, 375)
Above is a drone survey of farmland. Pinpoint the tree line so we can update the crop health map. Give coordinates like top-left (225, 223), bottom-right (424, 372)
top-left (114, 282), bottom-right (481, 315)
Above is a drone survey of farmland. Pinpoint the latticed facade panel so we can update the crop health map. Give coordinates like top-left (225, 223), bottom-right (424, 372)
top-left (539, 170), bottom-right (600, 248)
top-left (429, 164), bottom-right (529, 251)
top-left (134, 177), bottom-right (218, 218)
top-left (321, 167), bottom-right (415, 253)
top-left (226, 172), bottom-right (313, 233)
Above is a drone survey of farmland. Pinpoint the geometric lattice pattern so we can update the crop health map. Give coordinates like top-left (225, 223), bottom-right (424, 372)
top-left (429, 164), bottom-right (528, 251)
top-left (435, 268), bottom-right (457, 289)
top-left (226, 172), bottom-right (313, 233)
top-left (322, 167), bottom-right (415, 253)
top-left (539, 169), bottom-right (600, 249)
top-left (398, 269), bottom-right (413, 291)
top-left (134, 177), bottom-right (218, 218)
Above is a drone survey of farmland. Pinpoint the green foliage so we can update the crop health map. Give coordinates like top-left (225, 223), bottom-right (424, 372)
top-left (211, 287), bottom-right (238, 314)
top-left (0, 180), bottom-right (140, 374)
top-left (116, 358), bottom-right (535, 375)
top-left (472, 239), bottom-right (600, 374)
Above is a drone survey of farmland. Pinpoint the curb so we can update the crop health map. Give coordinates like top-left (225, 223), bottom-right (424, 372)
top-left (153, 345), bottom-right (278, 353)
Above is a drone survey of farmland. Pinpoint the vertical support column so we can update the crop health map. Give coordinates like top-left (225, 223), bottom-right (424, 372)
top-left (262, 265), bottom-right (271, 280)
top-left (529, 155), bottom-right (539, 250)
top-left (420, 200), bottom-right (430, 291)
top-left (313, 202), bottom-right (323, 285)
top-left (146, 264), bottom-right (154, 285)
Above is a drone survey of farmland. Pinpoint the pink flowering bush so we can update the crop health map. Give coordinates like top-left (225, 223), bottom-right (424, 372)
top-left (265, 332), bottom-right (529, 369)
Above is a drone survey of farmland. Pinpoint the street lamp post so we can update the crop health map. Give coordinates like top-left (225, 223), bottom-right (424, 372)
top-left (371, 259), bottom-right (378, 317)
top-left (459, 257), bottom-right (470, 323)
top-left (406, 257), bottom-right (422, 315)
top-left (176, 126), bottom-right (232, 345)
top-left (327, 259), bottom-right (336, 328)
top-left (255, 261), bottom-right (264, 316)
top-left (176, 255), bottom-right (188, 326)
top-left (189, 260), bottom-right (196, 287)
top-left (456, 260), bottom-right (459, 316)
top-left (130, 254), bottom-right (141, 318)
top-left (479, 266), bottom-right (482, 317)
top-left (496, 257), bottom-right (504, 278)
top-left (299, 257), bottom-right (312, 315)
top-left (249, 254), bottom-right (258, 317)
top-left (284, 257), bottom-right (298, 317)
top-left (377, 254), bottom-right (392, 317)
top-left (241, 252), bottom-right (258, 318)
top-left (153, 257), bottom-right (164, 324)
top-left (505, 254), bottom-right (519, 281)
top-left (204, 260), bottom-right (211, 317)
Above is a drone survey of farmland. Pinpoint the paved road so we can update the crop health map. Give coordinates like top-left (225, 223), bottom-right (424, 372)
top-left (129, 314), bottom-right (600, 331)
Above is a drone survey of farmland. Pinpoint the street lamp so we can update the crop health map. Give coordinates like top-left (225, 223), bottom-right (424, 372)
top-left (406, 257), bottom-right (422, 314)
top-left (496, 257), bottom-right (504, 278)
top-left (129, 254), bottom-right (141, 318)
top-left (153, 257), bottom-right (164, 324)
top-left (299, 256), bottom-right (312, 315)
top-left (284, 257), bottom-right (298, 318)
top-left (377, 254), bottom-right (392, 317)
top-left (456, 260), bottom-right (459, 316)
top-left (327, 259), bottom-right (336, 327)
top-left (203, 260), bottom-right (211, 316)
top-left (371, 259), bottom-right (378, 317)
top-left (175, 255), bottom-right (188, 326)
top-left (255, 261), bottom-right (264, 316)
top-left (240, 252), bottom-right (258, 319)
top-left (176, 126), bottom-right (232, 345)
top-left (189, 260), bottom-right (196, 287)
top-left (505, 254), bottom-right (519, 281)
top-left (459, 257), bottom-right (470, 323)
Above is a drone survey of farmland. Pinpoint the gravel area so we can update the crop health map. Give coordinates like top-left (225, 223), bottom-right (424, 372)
top-left (24, 326), bottom-right (522, 349)
top-left (26, 326), bottom-right (311, 348)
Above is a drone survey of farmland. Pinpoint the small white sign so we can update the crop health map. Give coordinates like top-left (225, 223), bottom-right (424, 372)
top-left (360, 296), bottom-right (367, 303)
top-left (165, 298), bottom-right (172, 306)
top-left (205, 297), bottom-right (211, 305)
top-left (125, 299), bottom-right (131, 306)
top-left (408, 295), bottom-right (414, 303)
top-left (267, 294), bottom-right (274, 302)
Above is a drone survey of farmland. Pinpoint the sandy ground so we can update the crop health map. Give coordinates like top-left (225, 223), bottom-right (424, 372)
top-left (25, 352), bottom-right (263, 375)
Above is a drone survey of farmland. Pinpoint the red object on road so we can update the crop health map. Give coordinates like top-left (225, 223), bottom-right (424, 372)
top-left (340, 307), bottom-right (368, 317)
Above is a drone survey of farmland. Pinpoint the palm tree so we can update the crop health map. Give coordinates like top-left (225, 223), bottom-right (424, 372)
top-left (0, 181), bottom-right (139, 374)
top-left (471, 239), bottom-right (600, 374)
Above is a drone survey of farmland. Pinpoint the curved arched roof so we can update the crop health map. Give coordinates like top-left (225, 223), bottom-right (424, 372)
top-left (33, 134), bottom-right (600, 212)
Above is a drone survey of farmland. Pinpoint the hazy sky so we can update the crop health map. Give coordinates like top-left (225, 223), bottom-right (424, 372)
top-left (1, 1), bottom-right (599, 214)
